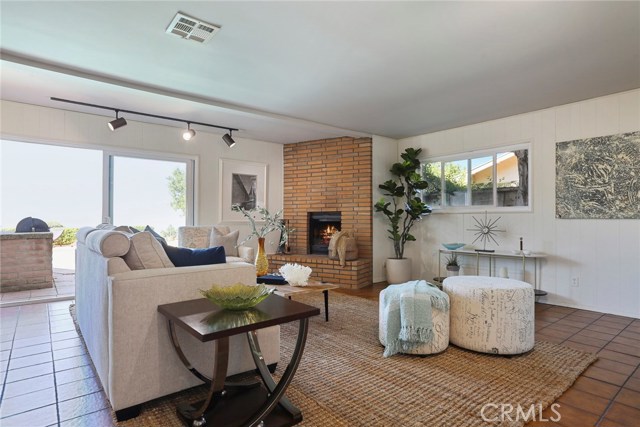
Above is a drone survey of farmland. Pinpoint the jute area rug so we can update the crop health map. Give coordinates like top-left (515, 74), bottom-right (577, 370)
top-left (74, 292), bottom-right (597, 427)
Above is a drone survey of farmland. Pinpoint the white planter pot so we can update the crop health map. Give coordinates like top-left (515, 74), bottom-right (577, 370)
top-left (385, 258), bottom-right (412, 284)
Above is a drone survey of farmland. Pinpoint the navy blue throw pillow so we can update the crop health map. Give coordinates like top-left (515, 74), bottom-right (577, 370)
top-left (162, 244), bottom-right (226, 267)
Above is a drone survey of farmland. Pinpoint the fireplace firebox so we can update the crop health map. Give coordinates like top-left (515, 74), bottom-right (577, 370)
top-left (308, 212), bottom-right (341, 255)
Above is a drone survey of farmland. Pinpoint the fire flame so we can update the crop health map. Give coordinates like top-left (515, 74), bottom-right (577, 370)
top-left (321, 225), bottom-right (338, 244)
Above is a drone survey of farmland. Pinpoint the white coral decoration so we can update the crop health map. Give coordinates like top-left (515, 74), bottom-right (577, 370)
top-left (279, 263), bottom-right (312, 287)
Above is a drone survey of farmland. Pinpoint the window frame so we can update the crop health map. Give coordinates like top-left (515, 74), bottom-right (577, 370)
top-left (421, 142), bottom-right (532, 213)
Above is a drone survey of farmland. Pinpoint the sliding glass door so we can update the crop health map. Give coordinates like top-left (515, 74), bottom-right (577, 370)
top-left (0, 140), bottom-right (103, 269)
top-left (1, 140), bottom-right (103, 229)
top-left (1, 139), bottom-right (196, 269)
top-left (108, 154), bottom-right (193, 245)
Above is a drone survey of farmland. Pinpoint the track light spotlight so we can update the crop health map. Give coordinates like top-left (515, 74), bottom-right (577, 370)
top-left (108, 111), bottom-right (127, 131)
top-left (223, 131), bottom-right (236, 148)
top-left (182, 123), bottom-right (196, 141)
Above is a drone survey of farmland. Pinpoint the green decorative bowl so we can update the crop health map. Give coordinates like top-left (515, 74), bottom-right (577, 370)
top-left (200, 283), bottom-right (274, 310)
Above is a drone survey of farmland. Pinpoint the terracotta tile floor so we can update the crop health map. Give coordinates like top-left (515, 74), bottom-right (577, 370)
top-left (0, 285), bottom-right (638, 426)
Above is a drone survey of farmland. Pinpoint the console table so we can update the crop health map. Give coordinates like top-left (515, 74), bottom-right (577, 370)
top-left (438, 249), bottom-right (547, 297)
top-left (158, 295), bottom-right (320, 427)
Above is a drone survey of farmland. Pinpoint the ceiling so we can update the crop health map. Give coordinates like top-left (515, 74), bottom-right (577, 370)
top-left (1, 1), bottom-right (639, 144)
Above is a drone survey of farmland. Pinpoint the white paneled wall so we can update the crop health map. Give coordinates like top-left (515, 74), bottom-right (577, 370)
top-left (399, 89), bottom-right (640, 317)
top-left (0, 100), bottom-right (284, 253)
top-left (372, 135), bottom-right (399, 282)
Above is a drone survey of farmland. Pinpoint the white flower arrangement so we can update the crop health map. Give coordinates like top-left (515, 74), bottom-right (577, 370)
top-left (279, 263), bottom-right (312, 287)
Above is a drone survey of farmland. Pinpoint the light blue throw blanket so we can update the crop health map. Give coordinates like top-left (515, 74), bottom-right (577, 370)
top-left (381, 280), bottom-right (449, 358)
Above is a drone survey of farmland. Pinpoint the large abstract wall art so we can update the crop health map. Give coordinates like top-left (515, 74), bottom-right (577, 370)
top-left (556, 131), bottom-right (640, 219)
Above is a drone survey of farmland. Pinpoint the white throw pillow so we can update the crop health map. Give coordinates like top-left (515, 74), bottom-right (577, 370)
top-left (123, 231), bottom-right (174, 270)
top-left (210, 226), bottom-right (239, 257)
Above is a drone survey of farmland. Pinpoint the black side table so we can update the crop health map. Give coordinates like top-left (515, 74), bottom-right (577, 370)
top-left (158, 295), bottom-right (319, 427)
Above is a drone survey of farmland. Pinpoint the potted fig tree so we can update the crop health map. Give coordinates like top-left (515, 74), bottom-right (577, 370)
top-left (374, 147), bottom-right (431, 284)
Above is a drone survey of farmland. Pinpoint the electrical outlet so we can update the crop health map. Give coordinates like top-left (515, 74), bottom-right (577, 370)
top-left (571, 277), bottom-right (579, 287)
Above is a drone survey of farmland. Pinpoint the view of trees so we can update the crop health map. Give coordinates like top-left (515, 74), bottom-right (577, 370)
top-left (423, 162), bottom-right (466, 192)
top-left (421, 161), bottom-right (469, 205)
top-left (167, 167), bottom-right (186, 217)
top-left (421, 149), bottom-right (528, 207)
top-left (165, 167), bottom-right (186, 241)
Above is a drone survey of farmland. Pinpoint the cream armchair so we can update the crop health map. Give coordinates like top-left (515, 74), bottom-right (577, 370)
top-left (178, 225), bottom-right (254, 263)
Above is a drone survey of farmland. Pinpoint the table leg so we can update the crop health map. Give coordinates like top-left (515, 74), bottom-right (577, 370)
top-left (167, 319), bottom-right (212, 383)
top-left (168, 320), bottom-right (229, 426)
top-left (323, 290), bottom-right (329, 321)
top-left (246, 331), bottom-right (300, 420)
top-left (245, 318), bottom-right (309, 426)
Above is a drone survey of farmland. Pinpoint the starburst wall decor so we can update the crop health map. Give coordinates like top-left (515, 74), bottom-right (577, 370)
top-left (467, 211), bottom-right (505, 252)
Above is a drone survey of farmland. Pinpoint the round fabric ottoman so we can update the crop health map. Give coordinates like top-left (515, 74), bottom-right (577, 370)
top-left (443, 276), bottom-right (534, 355)
top-left (379, 288), bottom-right (450, 355)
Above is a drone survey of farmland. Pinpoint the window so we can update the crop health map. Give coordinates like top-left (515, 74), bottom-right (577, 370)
top-left (109, 155), bottom-right (193, 245)
top-left (421, 145), bottom-right (530, 211)
top-left (470, 155), bottom-right (493, 206)
top-left (443, 159), bottom-right (468, 207)
top-left (0, 140), bottom-right (103, 228)
top-left (1, 139), bottom-right (196, 261)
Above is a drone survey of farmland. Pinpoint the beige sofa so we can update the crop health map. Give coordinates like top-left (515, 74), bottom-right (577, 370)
top-left (75, 227), bottom-right (279, 420)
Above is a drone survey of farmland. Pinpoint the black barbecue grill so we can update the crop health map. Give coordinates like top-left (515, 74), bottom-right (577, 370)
top-left (15, 217), bottom-right (50, 233)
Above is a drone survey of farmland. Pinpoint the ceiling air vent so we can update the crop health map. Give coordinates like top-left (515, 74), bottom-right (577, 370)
top-left (165, 12), bottom-right (220, 44)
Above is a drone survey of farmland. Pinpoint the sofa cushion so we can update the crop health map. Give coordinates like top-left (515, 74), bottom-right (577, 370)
top-left (163, 245), bottom-right (226, 267)
top-left (107, 257), bottom-right (132, 275)
top-left (210, 227), bottom-right (239, 257)
top-left (144, 225), bottom-right (167, 246)
top-left (213, 225), bottom-right (231, 235)
top-left (123, 232), bottom-right (174, 270)
top-left (180, 226), bottom-right (212, 248)
top-left (86, 230), bottom-right (131, 258)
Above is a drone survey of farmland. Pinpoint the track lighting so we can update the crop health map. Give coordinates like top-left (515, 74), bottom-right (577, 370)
top-left (51, 97), bottom-right (238, 146)
top-left (108, 111), bottom-right (127, 131)
top-left (182, 123), bottom-right (196, 141)
top-left (223, 131), bottom-right (236, 148)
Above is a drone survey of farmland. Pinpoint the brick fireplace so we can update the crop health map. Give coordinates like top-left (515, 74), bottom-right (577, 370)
top-left (268, 136), bottom-right (373, 289)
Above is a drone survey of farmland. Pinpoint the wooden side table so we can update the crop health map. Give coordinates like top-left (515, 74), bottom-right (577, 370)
top-left (158, 295), bottom-right (319, 427)
top-left (263, 281), bottom-right (339, 322)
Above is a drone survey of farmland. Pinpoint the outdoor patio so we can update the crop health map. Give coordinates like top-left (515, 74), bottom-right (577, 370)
top-left (0, 246), bottom-right (75, 307)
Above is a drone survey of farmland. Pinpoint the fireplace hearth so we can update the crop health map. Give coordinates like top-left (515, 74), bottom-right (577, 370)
top-left (308, 212), bottom-right (341, 255)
